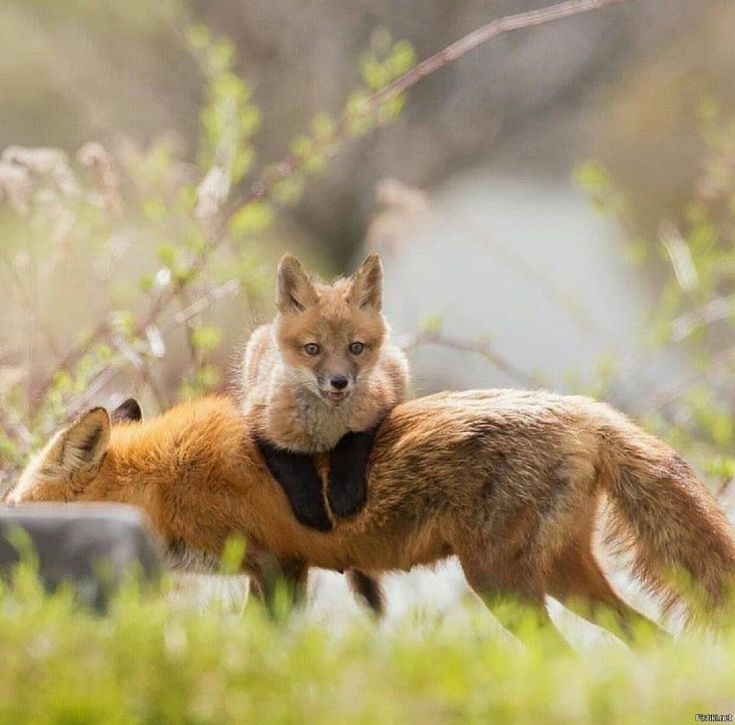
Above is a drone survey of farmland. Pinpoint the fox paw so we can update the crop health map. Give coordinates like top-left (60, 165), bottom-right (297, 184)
top-left (293, 504), bottom-right (333, 532)
top-left (327, 430), bottom-right (374, 519)
top-left (256, 438), bottom-right (333, 532)
top-left (327, 480), bottom-right (366, 519)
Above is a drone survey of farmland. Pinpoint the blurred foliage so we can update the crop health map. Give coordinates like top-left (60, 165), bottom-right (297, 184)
top-left (0, 10), bottom-right (734, 717)
top-left (6, 0), bottom-right (728, 264)
top-left (0, 25), bottom-right (415, 490)
top-left (584, 1), bottom-right (735, 241)
top-left (576, 101), bottom-right (735, 492)
top-left (0, 561), bottom-right (734, 723)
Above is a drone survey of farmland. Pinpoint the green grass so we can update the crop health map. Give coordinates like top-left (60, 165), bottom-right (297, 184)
top-left (0, 567), bottom-right (734, 724)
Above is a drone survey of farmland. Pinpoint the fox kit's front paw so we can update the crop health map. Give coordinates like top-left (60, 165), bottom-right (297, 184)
top-left (327, 429), bottom-right (377, 518)
top-left (256, 439), bottom-right (333, 532)
top-left (288, 494), bottom-right (333, 532)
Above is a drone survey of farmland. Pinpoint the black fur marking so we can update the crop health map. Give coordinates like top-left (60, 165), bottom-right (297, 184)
top-left (326, 423), bottom-right (381, 519)
top-left (80, 426), bottom-right (103, 457)
top-left (256, 439), bottom-right (332, 532)
top-left (289, 294), bottom-right (305, 312)
top-left (111, 398), bottom-right (143, 424)
top-left (168, 537), bottom-right (187, 557)
top-left (347, 570), bottom-right (385, 617)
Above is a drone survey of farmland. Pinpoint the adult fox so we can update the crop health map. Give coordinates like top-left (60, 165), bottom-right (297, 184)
top-left (5, 390), bottom-right (735, 644)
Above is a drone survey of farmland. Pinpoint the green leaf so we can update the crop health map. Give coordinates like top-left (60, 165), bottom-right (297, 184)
top-left (228, 202), bottom-right (274, 237)
top-left (421, 314), bottom-right (444, 335)
top-left (191, 327), bottom-right (222, 353)
top-left (155, 243), bottom-right (177, 267)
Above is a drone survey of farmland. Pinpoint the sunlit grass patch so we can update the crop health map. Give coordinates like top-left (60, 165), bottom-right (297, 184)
top-left (0, 564), bottom-right (734, 723)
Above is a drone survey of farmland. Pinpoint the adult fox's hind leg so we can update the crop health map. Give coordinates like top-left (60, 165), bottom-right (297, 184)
top-left (546, 532), bottom-right (669, 645)
top-left (455, 507), bottom-right (569, 649)
top-left (459, 548), bottom-right (569, 649)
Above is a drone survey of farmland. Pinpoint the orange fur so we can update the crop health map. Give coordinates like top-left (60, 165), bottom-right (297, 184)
top-left (7, 390), bottom-right (735, 643)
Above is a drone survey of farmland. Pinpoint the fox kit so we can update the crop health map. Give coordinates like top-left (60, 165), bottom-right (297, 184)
top-left (8, 390), bottom-right (735, 645)
top-left (240, 253), bottom-right (409, 530)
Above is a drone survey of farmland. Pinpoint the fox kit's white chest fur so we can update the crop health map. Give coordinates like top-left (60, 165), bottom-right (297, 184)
top-left (290, 386), bottom-right (357, 451)
top-left (258, 367), bottom-right (390, 453)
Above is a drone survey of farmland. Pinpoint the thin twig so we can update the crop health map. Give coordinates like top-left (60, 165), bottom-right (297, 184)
top-left (137, 359), bottom-right (170, 411)
top-left (670, 294), bottom-right (735, 342)
top-left (32, 318), bottom-right (110, 403)
top-left (403, 330), bottom-right (543, 389)
top-left (642, 347), bottom-right (735, 412)
top-left (177, 288), bottom-right (200, 367)
top-left (166, 278), bottom-right (240, 332)
top-left (1, 256), bottom-right (63, 361)
top-left (40, 279), bottom-right (242, 430)
top-left (0, 405), bottom-right (33, 448)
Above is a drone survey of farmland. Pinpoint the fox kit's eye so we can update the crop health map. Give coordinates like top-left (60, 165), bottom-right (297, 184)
top-left (304, 343), bottom-right (321, 356)
top-left (349, 341), bottom-right (365, 355)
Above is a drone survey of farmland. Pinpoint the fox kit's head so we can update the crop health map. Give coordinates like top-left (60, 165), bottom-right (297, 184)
top-left (2, 399), bottom-right (141, 505)
top-left (274, 253), bottom-right (387, 406)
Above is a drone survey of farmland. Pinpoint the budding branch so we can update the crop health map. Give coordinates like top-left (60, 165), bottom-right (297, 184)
top-left (35, 0), bottom-right (637, 407)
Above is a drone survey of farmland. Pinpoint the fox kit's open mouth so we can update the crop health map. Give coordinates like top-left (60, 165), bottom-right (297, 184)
top-left (324, 390), bottom-right (349, 404)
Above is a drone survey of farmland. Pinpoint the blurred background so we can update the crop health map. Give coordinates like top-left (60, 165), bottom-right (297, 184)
top-left (2, 0), bottom-right (735, 616)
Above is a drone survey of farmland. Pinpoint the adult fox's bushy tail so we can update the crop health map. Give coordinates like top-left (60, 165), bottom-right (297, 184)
top-left (596, 408), bottom-right (735, 623)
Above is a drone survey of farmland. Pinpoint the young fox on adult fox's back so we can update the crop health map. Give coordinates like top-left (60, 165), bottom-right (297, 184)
top-left (240, 253), bottom-right (409, 529)
top-left (7, 390), bottom-right (735, 646)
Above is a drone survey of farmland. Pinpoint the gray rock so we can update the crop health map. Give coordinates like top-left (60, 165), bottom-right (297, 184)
top-left (0, 504), bottom-right (162, 611)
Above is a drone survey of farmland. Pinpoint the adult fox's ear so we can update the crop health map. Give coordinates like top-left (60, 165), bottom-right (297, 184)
top-left (53, 408), bottom-right (111, 472)
top-left (111, 398), bottom-right (143, 424)
top-left (347, 254), bottom-right (383, 310)
top-left (276, 254), bottom-right (319, 313)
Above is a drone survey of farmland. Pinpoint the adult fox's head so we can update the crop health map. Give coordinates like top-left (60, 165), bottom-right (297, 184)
top-left (2, 399), bottom-right (141, 505)
top-left (274, 253), bottom-right (387, 406)
top-left (3, 407), bottom-right (112, 505)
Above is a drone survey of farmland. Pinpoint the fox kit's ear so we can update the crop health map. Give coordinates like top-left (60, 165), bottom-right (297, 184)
top-left (111, 398), bottom-right (143, 424)
top-left (55, 408), bottom-right (111, 472)
top-left (347, 254), bottom-right (383, 310)
top-left (277, 254), bottom-right (319, 313)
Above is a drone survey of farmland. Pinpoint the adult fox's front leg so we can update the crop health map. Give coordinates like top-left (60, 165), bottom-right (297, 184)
top-left (246, 553), bottom-right (309, 617)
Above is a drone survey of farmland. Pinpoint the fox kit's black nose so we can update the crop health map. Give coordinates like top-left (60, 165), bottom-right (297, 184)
top-left (330, 375), bottom-right (349, 390)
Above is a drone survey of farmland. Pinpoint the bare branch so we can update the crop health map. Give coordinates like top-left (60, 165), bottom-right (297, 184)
top-left (32, 318), bottom-right (110, 403)
top-left (670, 294), bottom-right (735, 342)
top-left (167, 278), bottom-right (240, 331)
top-left (642, 346), bottom-right (735, 412)
top-left (147, 0), bottom-right (635, 339)
top-left (403, 330), bottom-right (543, 389)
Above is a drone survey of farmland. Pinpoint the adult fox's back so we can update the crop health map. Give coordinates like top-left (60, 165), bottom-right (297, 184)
top-left (7, 389), bottom-right (735, 640)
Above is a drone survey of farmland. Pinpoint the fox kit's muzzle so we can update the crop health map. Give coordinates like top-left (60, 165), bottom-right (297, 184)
top-left (320, 372), bottom-right (355, 404)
